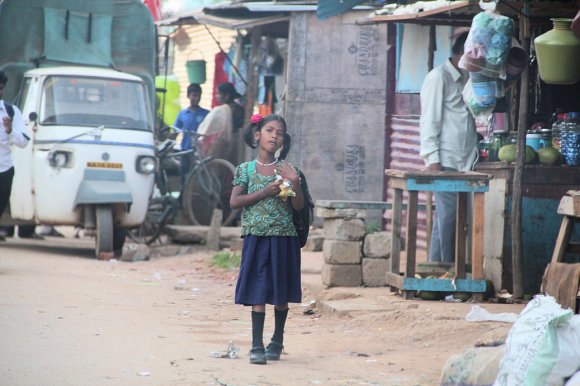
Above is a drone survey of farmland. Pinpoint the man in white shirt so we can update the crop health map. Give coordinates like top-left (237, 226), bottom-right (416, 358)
top-left (0, 71), bottom-right (29, 238)
top-left (419, 32), bottom-right (477, 263)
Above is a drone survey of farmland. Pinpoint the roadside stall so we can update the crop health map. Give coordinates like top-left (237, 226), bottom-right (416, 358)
top-left (358, 0), bottom-right (580, 296)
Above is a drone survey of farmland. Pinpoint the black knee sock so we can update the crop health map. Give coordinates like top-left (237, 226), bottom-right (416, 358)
top-left (251, 311), bottom-right (265, 349)
top-left (272, 308), bottom-right (288, 345)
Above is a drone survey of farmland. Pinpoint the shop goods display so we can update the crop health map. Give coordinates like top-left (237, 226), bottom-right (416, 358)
top-left (460, 9), bottom-right (515, 120)
top-left (560, 112), bottom-right (580, 166)
top-left (534, 18), bottom-right (580, 85)
top-left (537, 147), bottom-right (563, 166)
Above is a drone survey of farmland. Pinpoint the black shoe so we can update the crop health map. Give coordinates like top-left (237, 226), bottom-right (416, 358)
top-left (265, 341), bottom-right (283, 361)
top-left (249, 347), bottom-right (267, 365)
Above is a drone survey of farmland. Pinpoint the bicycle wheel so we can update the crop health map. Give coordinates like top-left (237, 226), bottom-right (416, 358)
top-left (183, 158), bottom-right (238, 226)
top-left (128, 196), bottom-right (179, 244)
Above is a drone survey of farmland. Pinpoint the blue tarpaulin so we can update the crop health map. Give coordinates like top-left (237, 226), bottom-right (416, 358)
top-left (316, 0), bottom-right (366, 20)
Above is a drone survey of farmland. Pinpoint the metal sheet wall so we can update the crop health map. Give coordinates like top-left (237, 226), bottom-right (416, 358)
top-left (384, 93), bottom-right (431, 250)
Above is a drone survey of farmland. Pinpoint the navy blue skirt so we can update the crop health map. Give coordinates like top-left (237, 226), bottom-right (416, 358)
top-left (235, 235), bottom-right (302, 306)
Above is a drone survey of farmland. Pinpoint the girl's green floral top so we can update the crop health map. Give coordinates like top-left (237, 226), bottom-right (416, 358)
top-left (233, 161), bottom-right (298, 237)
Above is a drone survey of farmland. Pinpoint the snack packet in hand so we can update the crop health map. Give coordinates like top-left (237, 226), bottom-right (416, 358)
top-left (276, 175), bottom-right (296, 201)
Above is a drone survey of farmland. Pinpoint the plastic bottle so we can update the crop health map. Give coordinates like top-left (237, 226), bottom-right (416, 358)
top-left (561, 112), bottom-right (580, 165)
top-left (551, 112), bottom-right (567, 151)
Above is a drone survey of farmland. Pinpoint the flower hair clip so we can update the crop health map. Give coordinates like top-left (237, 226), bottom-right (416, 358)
top-left (250, 114), bottom-right (263, 124)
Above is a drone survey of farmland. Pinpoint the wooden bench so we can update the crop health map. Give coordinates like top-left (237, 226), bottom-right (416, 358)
top-left (385, 169), bottom-right (492, 300)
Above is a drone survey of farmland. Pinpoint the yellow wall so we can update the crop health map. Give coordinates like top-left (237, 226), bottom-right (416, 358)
top-left (171, 24), bottom-right (237, 111)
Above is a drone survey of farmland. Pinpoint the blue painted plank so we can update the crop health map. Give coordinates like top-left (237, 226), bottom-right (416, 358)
top-left (406, 178), bottom-right (489, 193)
top-left (401, 278), bottom-right (487, 292)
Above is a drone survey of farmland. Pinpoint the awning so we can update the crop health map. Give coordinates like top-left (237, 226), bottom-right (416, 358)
top-left (357, 0), bottom-right (579, 26)
top-left (194, 12), bottom-right (290, 30)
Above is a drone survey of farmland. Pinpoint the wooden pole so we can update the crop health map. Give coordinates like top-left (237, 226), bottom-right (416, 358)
top-left (511, 7), bottom-right (530, 299)
top-left (240, 26), bottom-right (262, 163)
top-left (207, 208), bottom-right (223, 251)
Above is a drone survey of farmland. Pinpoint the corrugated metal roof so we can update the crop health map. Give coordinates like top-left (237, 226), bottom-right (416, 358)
top-left (195, 12), bottom-right (290, 29)
top-left (358, 0), bottom-right (578, 26)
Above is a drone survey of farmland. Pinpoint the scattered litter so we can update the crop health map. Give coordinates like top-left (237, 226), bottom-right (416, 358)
top-left (191, 288), bottom-right (200, 292)
top-left (178, 310), bottom-right (190, 317)
top-left (465, 305), bottom-right (518, 323)
top-left (174, 279), bottom-right (188, 290)
top-left (137, 371), bottom-right (150, 377)
top-left (208, 341), bottom-right (239, 359)
top-left (152, 272), bottom-right (161, 281)
top-left (445, 295), bottom-right (463, 303)
top-left (170, 360), bottom-right (178, 366)
top-left (302, 299), bottom-right (316, 315)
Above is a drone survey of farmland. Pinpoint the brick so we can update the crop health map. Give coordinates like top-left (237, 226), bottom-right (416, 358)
top-left (323, 218), bottom-right (366, 241)
top-left (362, 258), bottom-right (389, 287)
top-left (315, 207), bottom-right (368, 219)
top-left (363, 231), bottom-right (392, 258)
top-left (322, 263), bottom-right (362, 287)
top-left (323, 240), bottom-right (361, 264)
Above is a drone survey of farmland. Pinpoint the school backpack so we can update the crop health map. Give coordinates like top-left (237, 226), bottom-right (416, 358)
top-left (293, 169), bottom-right (314, 247)
top-left (247, 161), bottom-right (314, 247)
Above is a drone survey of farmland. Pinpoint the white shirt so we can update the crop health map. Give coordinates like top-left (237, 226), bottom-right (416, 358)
top-left (419, 59), bottom-right (478, 171)
top-left (0, 100), bottom-right (29, 173)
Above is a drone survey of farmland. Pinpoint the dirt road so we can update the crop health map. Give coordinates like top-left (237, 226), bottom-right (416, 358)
top-left (0, 233), bottom-right (524, 386)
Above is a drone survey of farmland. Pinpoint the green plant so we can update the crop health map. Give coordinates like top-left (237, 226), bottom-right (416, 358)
top-left (211, 251), bottom-right (241, 269)
top-left (366, 222), bottom-right (381, 234)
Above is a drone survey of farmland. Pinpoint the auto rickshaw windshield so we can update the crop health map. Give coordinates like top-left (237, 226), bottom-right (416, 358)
top-left (39, 76), bottom-right (153, 131)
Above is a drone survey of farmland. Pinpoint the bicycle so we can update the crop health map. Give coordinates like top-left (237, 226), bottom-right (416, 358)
top-left (128, 132), bottom-right (238, 245)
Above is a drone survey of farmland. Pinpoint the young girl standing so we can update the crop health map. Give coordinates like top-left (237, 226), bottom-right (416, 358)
top-left (230, 114), bottom-right (305, 365)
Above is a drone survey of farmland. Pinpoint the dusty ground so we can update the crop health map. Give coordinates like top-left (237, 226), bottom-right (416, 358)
top-left (0, 231), bottom-right (525, 386)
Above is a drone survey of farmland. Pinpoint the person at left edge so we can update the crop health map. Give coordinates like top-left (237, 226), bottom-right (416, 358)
top-left (0, 70), bottom-right (29, 241)
top-left (173, 83), bottom-right (209, 188)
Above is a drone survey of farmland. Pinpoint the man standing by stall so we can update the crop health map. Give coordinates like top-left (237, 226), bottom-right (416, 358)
top-left (0, 71), bottom-right (29, 240)
top-left (419, 31), bottom-right (478, 263)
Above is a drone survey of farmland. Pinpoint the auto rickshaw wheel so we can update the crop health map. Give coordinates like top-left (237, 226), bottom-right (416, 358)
top-left (95, 205), bottom-right (114, 259)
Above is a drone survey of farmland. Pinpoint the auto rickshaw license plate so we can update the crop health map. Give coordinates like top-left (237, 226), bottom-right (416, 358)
top-left (87, 162), bottom-right (123, 169)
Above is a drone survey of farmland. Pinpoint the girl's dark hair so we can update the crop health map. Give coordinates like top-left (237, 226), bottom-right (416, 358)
top-left (243, 114), bottom-right (292, 160)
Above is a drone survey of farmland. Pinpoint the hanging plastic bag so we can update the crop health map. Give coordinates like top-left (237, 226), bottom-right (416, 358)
top-left (459, 9), bottom-right (515, 79)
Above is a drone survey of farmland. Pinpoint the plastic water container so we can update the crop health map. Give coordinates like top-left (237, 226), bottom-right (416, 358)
top-left (561, 112), bottom-right (580, 165)
top-left (551, 113), bottom-right (567, 150)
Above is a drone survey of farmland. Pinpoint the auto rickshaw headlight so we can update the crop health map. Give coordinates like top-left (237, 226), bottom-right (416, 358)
top-left (136, 155), bottom-right (157, 174)
top-left (48, 151), bottom-right (71, 168)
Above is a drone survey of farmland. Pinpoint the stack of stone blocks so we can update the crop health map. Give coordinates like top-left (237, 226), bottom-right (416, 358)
top-left (316, 206), bottom-right (392, 288)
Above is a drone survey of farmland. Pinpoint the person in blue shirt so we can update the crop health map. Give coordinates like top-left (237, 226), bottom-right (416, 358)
top-left (174, 83), bottom-right (209, 188)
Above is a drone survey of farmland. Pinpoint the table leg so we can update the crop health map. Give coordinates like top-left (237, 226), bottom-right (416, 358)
top-left (389, 188), bottom-right (403, 293)
top-left (455, 193), bottom-right (467, 279)
top-left (471, 192), bottom-right (485, 280)
top-left (403, 191), bottom-right (418, 300)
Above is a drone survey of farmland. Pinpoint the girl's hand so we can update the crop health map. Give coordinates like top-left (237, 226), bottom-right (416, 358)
top-left (262, 179), bottom-right (282, 198)
top-left (275, 161), bottom-right (299, 186)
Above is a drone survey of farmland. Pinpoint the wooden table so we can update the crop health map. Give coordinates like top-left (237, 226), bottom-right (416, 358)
top-left (385, 169), bottom-right (492, 300)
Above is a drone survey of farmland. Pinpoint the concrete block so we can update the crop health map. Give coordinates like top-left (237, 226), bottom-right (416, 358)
top-left (315, 207), bottom-right (368, 219)
top-left (323, 240), bottom-right (361, 264)
top-left (322, 263), bottom-right (362, 287)
top-left (363, 231), bottom-right (392, 258)
top-left (303, 235), bottom-right (324, 252)
top-left (362, 257), bottom-right (389, 287)
top-left (324, 218), bottom-right (366, 241)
